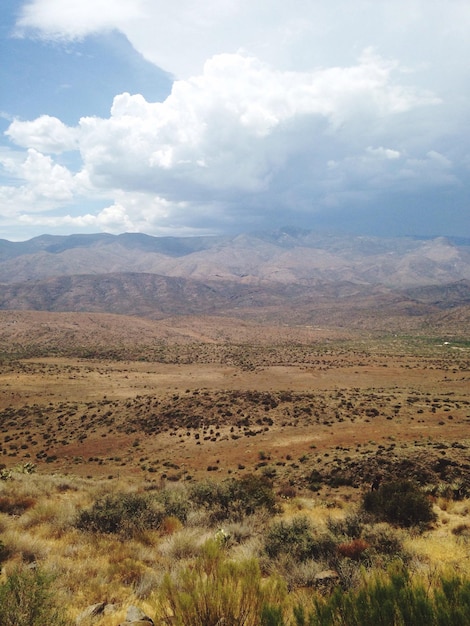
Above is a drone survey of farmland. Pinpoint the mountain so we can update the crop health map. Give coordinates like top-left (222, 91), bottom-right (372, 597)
top-left (1, 230), bottom-right (469, 332)
top-left (1, 230), bottom-right (470, 287)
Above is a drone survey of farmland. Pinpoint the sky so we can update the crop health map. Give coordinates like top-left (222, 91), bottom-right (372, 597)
top-left (1, 0), bottom-right (469, 241)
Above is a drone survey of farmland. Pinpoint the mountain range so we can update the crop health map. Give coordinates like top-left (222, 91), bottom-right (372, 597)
top-left (1, 229), bottom-right (469, 330)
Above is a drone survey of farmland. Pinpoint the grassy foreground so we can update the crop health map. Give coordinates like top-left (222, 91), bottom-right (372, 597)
top-left (1, 466), bottom-right (470, 625)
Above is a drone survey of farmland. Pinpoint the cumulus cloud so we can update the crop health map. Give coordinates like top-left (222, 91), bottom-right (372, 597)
top-left (0, 48), bottom-right (449, 233)
top-left (3, 0), bottom-right (470, 237)
top-left (0, 147), bottom-right (87, 217)
top-left (6, 115), bottom-right (78, 153)
top-left (16, 0), bottom-right (470, 80)
top-left (78, 51), bottom-right (438, 196)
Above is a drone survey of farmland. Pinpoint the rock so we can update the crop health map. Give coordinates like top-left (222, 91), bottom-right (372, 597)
top-left (75, 602), bottom-right (106, 623)
top-left (313, 569), bottom-right (340, 591)
top-left (119, 605), bottom-right (154, 625)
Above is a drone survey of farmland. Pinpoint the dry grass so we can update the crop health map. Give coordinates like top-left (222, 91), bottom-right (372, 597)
top-left (0, 465), bottom-right (469, 624)
top-left (0, 331), bottom-right (468, 623)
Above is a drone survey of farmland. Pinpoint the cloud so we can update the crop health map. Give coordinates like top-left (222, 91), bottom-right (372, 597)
top-left (0, 147), bottom-right (87, 216)
top-left (3, 0), bottom-right (470, 238)
top-left (16, 0), bottom-right (145, 40)
top-left (0, 48), bottom-right (448, 233)
top-left (16, 0), bottom-right (470, 80)
top-left (6, 115), bottom-right (78, 153)
top-left (77, 50), bottom-right (438, 197)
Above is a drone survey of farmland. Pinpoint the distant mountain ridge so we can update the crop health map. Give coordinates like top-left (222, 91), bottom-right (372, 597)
top-left (2, 229), bottom-right (470, 287)
top-left (1, 230), bottom-right (469, 328)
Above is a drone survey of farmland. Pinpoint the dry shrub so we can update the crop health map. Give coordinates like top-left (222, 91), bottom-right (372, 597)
top-left (160, 515), bottom-right (183, 535)
top-left (134, 570), bottom-right (159, 600)
top-left (19, 498), bottom-right (77, 536)
top-left (106, 558), bottom-right (148, 586)
top-left (1, 529), bottom-right (49, 564)
top-left (362, 524), bottom-right (406, 558)
top-left (157, 540), bottom-right (287, 626)
top-left (451, 523), bottom-right (470, 542)
top-left (337, 538), bottom-right (370, 560)
top-left (0, 495), bottom-right (36, 516)
top-left (158, 528), bottom-right (209, 562)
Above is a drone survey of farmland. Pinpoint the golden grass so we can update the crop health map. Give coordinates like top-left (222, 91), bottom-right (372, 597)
top-left (0, 468), bottom-right (469, 625)
top-left (401, 499), bottom-right (470, 577)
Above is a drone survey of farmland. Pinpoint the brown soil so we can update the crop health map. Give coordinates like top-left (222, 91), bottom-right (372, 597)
top-left (1, 312), bottom-right (468, 494)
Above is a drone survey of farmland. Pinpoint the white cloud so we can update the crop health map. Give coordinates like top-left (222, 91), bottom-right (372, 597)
top-left (6, 115), bottom-right (78, 153)
top-left (16, 0), bottom-right (470, 80)
top-left (0, 148), bottom-right (86, 216)
top-left (4, 0), bottom-right (470, 237)
top-left (16, 0), bottom-right (145, 40)
top-left (0, 47), bottom-right (446, 232)
top-left (73, 51), bottom-right (438, 199)
top-left (366, 147), bottom-right (401, 160)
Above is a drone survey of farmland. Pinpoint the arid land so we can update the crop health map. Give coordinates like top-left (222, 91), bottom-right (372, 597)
top-left (1, 310), bottom-right (468, 494)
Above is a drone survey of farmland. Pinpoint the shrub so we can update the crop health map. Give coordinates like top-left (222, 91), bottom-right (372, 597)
top-left (230, 474), bottom-right (277, 516)
top-left (363, 524), bottom-right (406, 558)
top-left (362, 480), bottom-right (436, 528)
top-left (0, 539), bottom-right (9, 564)
top-left (158, 540), bottom-right (286, 626)
top-left (337, 539), bottom-right (369, 561)
top-left (0, 567), bottom-right (71, 626)
top-left (75, 492), bottom-right (163, 537)
top-left (0, 495), bottom-right (36, 516)
top-left (292, 565), bottom-right (470, 626)
top-left (155, 488), bottom-right (189, 523)
top-left (264, 517), bottom-right (335, 563)
top-left (326, 511), bottom-right (365, 540)
top-left (189, 474), bottom-right (277, 523)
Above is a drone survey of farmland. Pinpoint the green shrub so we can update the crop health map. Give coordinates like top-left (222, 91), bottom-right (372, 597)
top-left (189, 474), bottom-right (277, 523)
top-left (261, 604), bottom-right (287, 626)
top-left (362, 480), bottom-right (436, 528)
top-left (76, 492), bottom-right (163, 537)
top-left (264, 517), bottom-right (335, 563)
top-left (326, 511), bottom-right (365, 540)
top-left (363, 524), bottom-right (406, 559)
top-left (0, 568), bottom-right (71, 626)
top-left (158, 540), bottom-right (286, 626)
top-left (292, 565), bottom-right (470, 626)
top-left (155, 488), bottom-right (189, 523)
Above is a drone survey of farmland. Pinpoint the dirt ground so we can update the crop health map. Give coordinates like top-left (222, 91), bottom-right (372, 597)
top-left (1, 342), bottom-right (468, 491)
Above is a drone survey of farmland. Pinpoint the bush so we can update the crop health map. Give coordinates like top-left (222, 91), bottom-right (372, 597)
top-left (189, 474), bottom-right (277, 523)
top-left (158, 540), bottom-right (286, 626)
top-left (326, 511), bottom-right (365, 540)
top-left (362, 480), bottom-right (436, 528)
top-left (0, 568), bottom-right (71, 626)
top-left (293, 565), bottom-right (470, 626)
top-left (76, 492), bottom-right (163, 537)
top-left (363, 524), bottom-right (406, 558)
top-left (0, 539), bottom-right (10, 564)
top-left (264, 517), bottom-right (335, 563)
top-left (155, 488), bottom-right (189, 523)
top-left (337, 539), bottom-right (370, 561)
top-left (0, 495), bottom-right (36, 515)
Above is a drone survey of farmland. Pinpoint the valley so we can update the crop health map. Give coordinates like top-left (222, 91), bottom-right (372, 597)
top-left (0, 230), bottom-right (469, 624)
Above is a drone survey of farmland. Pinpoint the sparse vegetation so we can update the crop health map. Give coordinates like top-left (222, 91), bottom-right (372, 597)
top-left (0, 568), bottom-right (71, 626)
top-left (75, 492), bottom-right (163, 537)
top-left (363, 479), bottom-right (437, 528)
top-left (0, 323), bottom-right (468, 623)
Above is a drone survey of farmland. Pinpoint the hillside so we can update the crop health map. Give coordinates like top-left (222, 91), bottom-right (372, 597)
top-left (1, 230), bottom-right (470, 334)
top-left (1, 230), bottom-right (469, 287)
